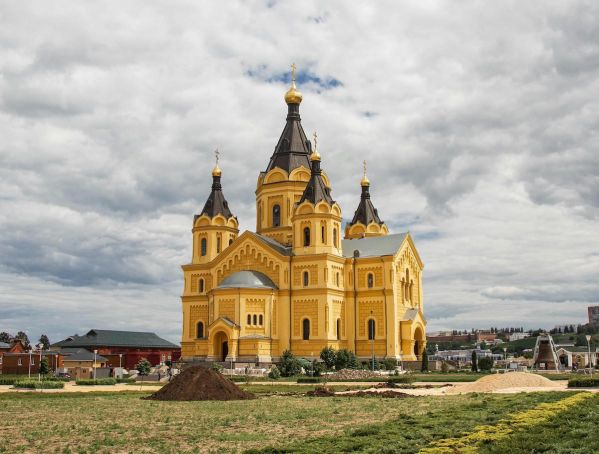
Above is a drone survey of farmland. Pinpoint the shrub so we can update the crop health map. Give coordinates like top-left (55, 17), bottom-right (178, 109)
top-left (320, 347), bottom-right (337, 369)
top-left (116, 377), bottom-right (136, 384)
top-left (211, 363), bottom-right (224, 373)
top-left (14, 380), bottom-right (64, 389)
top-left (335, 349), bottom-right (358, 370)
top-left (383, 358), bottom-right (398, 371)
top-left (471, 351), bottom-right (478, 372)
top-left (279, 350), bottom-right (302, 377)
top-left (311, 361), bottom-right (324, 377)
top-left (478, 356), bottom-right (494, 371)
top-left (568, 377), bottom-right (599, 388)
top-left (0, 378), bottom-right (17, 385)
top-left (441, 361), bottom-right (449, 373)
top-left (297, 377), bottom-right (322, 383)
top-left (76, 378), bottom-right (117, 386)
top-left (268, 365), bottom-right (281, 380)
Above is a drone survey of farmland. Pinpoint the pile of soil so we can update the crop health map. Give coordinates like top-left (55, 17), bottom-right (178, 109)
top-left (352, 390), bottom-right (413, 398)
top-left (306, 386), bottom-right (336, 397)
top-left (145, 366), bottom-right (255, 401)
top-left (328, 369), bottom-right (379, 380)
top-left (448, 372), bottom-right (561, 394)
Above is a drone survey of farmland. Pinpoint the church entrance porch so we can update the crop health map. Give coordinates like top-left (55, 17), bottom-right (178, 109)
top-left (213, 331), bottom-right (229, 361)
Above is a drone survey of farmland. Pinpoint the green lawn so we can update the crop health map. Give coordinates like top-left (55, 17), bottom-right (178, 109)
top-left (0, 390), bottom-right (594, 453)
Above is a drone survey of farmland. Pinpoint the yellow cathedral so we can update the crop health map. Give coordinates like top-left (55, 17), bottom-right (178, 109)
top-left (181, 67), bottom-right (426, 364)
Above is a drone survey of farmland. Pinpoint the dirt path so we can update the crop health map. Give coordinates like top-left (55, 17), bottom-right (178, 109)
top-left (0, 383), bottom-right (163, 393)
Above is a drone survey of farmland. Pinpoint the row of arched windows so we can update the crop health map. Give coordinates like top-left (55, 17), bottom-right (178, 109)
top-left (301, 226), bottom-right (339, 248)
top-left (199, 237), bottom-right (234, 257)
top-left (300, 318), bottom-right (343, 340)
top-left (247, 314), bottom-right (263, 326)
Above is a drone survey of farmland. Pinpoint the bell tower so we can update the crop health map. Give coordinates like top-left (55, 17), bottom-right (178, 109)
top-left (291, 135), bottom-right (343, 256)
top-left (192, 151), bottom-right (239, 264)
top-left (255, 64), bottom-right (313, 246)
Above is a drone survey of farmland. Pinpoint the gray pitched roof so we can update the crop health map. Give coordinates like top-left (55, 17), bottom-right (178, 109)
top-left (51, 330), bottom-right (179, 349)
top-left (254, 233), bottom-right (292, 256)
top-left (0, 342), bottom-right (10, 349)
top-left (342, 232), bottom-right (408, 258)
top-left (60, 348), bottom-right (108, 362)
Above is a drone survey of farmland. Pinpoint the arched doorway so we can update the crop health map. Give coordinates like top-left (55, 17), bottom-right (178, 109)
top-left (213, 331), bottom-right (229, 362)
top-left (413, 326), bottom-right (424, 359)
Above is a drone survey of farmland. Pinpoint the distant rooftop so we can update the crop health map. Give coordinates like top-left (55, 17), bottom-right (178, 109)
top-left (60, 348), bottom-right (108, 362)
top-left (51, 330), bottom-right (179, 349)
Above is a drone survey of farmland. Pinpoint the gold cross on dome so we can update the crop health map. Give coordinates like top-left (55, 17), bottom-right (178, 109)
top-left (313, 131), bottom-right (318, 149)
top-left (291, 63), bottom-right (297, 82)
top-left (214, 149), bottom-right (220, 165)
top-left (363, 160), bottom-right (367, 178)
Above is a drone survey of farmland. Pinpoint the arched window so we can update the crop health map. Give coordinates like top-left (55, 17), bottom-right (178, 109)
top-left (253, 314), bottom-right (257, 326)
top-left (367, 273), bottom-right (374, 288)
top-left (229, 238), bottom-right (233, 246)
top-left (303, 227), bottom-right (310, 247)
top-left (333, 228), bottom-right (338, 248)
top-left (196, 321), bottom-right (204, 338)
top-left (302, 319), bottom-right (310, 340)
top-left (200, 238), bottom-right (207, 256)
top-left (336, 318), bottom-right (341, 340)
top-left (273, 204), bottom-right (281, 227)
top-left (321, 225), bottom-right (326, 244)
top-left (247, 314), bottom-right (251, 325)
top-left (336, 272), bottom-right (340, 287)
top-left (405, 269), bottom-right (410, 300)
top-left (368, 319), bottom-right (375, 340)
top-left (303, 271), bottom-right (309, 287)
top-left (199, 278), bottom-right (204, 293)
top-left (259, 314), bottom-right (263, 325)
top-left (216, 237), bottom-right (221, 253)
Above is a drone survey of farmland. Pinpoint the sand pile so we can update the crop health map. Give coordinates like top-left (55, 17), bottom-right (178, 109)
top-left (146, 366), bottom-right (255, 401)
top-left (448, 372), bottom-right (561, 394)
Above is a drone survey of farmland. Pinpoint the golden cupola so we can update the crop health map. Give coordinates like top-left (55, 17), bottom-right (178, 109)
top-left (284, 63), bottom-right (303, 105)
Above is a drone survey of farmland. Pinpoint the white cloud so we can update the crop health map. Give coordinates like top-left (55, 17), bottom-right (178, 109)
top-left (1, 1), bottom-right (598, 342)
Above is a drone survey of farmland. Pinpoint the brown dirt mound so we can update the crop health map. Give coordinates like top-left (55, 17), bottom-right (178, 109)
top-left (448, 372), bottom-right (562, 394)
top-left (306, 386), bottom-right (336, 397)
top-left (145, 366), bottom-right (255, 401)
top-left (307, 387), bottom-right (413, 398)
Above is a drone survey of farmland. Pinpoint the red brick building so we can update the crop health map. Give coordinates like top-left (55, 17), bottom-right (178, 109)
top-left (51, 329), bottom-right (180, 369)
top-left (0, 340), bottom-right (26, 374)
top-left (2, 351), bottom-right (64, 375)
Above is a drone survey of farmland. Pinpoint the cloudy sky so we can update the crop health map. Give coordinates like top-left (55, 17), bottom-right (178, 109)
top-left (1, 1), bottom-right (598, 344)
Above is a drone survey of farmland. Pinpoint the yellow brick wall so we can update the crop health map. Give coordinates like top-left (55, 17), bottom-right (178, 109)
top-left (358, 300), bottom-right (385, 337)
top-left (358, 267), bottom-right (383, 288)
top-left (218, 298), bottom-right (235, 320)
top-left (189, 304), bottom-right (208, 338)
top-left (293, 299), bottom-right (319, 337)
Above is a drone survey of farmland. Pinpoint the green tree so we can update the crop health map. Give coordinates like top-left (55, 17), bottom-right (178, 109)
top-left (471, 351), bottom-right (478, 372)
top-left (268, 365), bottom-right (281, 380)
top-left (39, 358), bottom-right (49, 375)
top-left (478, 356), bottom-right (494, 371)
top-left (320, 346), bottom-right (337, 370)
top-left (15, 331), bottom-right (30, 349)
top-left (421, 350), bottom-right (429, 372)
top-left (278, 350), bottom-right (302, 377)
top-left (0, 332), bottom-right (11, 343)
top-left (335, 349), bottom-right (358, 370)
top-left (38, 334), bottom-right (50, 350)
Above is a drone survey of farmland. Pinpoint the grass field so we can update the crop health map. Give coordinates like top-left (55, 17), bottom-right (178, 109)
top-left (1, 389), bottom-right (597, 453)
